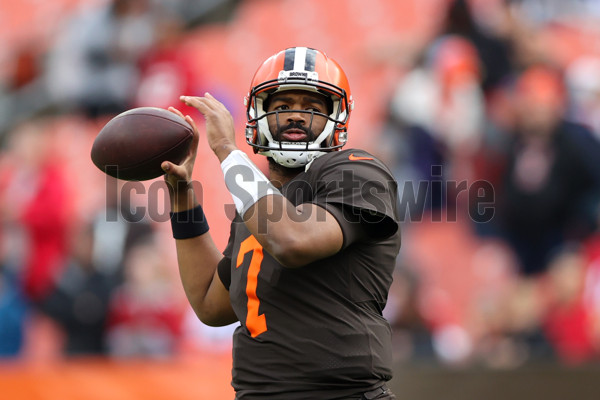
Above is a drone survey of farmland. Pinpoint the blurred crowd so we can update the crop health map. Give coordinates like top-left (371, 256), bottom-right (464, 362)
top-left (0, 0), bottom-right (239, 360)
top-left (380, 0), bottom-right (600, 368)
top-left (1, 0), bottom-right (600, 370)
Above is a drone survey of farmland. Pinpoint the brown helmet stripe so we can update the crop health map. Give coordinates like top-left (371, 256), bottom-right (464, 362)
top-left (304, 48), bottom-right (316, 71)
top-left (283, 48), bottom-right (295, 71)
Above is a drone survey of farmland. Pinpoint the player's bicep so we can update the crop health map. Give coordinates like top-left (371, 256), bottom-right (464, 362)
top-left (277, 203), bottom-right (343, 266)
top-left (312, 158), bottom-right (400, 245)
top-left (298, 202), bottom-right (344, 250)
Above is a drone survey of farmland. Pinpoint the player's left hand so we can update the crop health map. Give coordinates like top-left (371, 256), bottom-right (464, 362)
top-left (180, 93), bottom-right (238, 162)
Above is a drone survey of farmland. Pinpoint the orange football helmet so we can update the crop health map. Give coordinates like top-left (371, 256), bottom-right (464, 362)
top-left (244, 47), bottom-right (354, 167)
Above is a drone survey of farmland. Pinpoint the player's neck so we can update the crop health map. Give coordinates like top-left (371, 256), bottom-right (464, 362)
top-left (267, 158), bottom-right (304, 189)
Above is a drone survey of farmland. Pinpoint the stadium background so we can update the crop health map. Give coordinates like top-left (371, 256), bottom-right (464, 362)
top-left (1, 0), bottom-right (600, 399)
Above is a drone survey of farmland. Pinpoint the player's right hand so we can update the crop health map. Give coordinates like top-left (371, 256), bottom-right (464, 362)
top-left (162, 106), bottom-right (200, 197)
top-left (179, 93), bottom-right (238, 162)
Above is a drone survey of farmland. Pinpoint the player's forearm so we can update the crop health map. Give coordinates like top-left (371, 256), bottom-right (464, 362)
top-left (175, 234), bottom-right (232, 325)
top-left (175, 234), bottom-right (217, 304)
top-left (168, 184), bottom-right (235, 325)
top-left (167, 182), bottom-right (198, 213)
top-left (243, 195), bottom-right (343, 268)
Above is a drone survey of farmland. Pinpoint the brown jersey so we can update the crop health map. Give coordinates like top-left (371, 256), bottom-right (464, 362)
top-left (218, 149), bottom-right (401, 399)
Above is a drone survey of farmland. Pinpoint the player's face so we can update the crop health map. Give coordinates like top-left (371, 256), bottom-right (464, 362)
top-left (265, 90), bottom-right (329, 143)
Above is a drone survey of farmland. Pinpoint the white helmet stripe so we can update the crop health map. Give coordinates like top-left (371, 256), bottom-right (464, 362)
top-left (293, 47), bottom-right (307, 71)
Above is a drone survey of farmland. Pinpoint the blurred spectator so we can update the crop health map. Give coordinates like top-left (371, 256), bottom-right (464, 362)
top-left (180, 309), bottom-right (237, 354)
top-left (159, 0), bottom-right (241, 26)
top-left (542, 245), bottom-right (597, 365)
top-left (506, 0), bottom-right (600, 25)
top-left (0, 119), bottom-right (71, 303)
top-left (384, 264), bottom-right (435, 363)
top-left (0, 40), bottom-right (47, 137)
top-left (583, 208), bottom-right (600, 352)
top-left (0, 263), bottom-right (28, 357)
top-left (39, 223), bottom-right (117, 356)
top-left (565, 55), bottom-right (600, 142)
top-left (383, 34), bottom-right (485, 220)
top-left (440, 0), bottom-right (514, 93)
top-left (496, 66), bottom-right (600, 276)
top-left (92, 176), bottom-right (154, 280)
top-left (106, 239), bottom-right (185, 358)
top-left (37, 173), bottom-right (155, 356)
top-left (134, 13), bottom-right (201, 110)
top-left (488, 277), bottom-right (554, 367)
top-left (45, 0), bottom-right (157, 117)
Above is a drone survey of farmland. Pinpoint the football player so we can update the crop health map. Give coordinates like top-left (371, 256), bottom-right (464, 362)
top-left (163, 47), bottom-right (401, 399)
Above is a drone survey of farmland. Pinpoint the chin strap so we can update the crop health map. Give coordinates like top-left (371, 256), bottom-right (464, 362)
top-left (304, 151), bottom-right (326, 171)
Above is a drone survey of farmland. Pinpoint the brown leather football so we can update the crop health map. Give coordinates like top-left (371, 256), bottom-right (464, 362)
top-left (91, 107), bottom-right (193, 181)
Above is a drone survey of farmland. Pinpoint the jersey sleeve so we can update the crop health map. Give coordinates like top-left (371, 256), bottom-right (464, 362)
top-left (311, 150), bottom-right (399, 247)
top-left (217, 256), bottom-right (232, 290)
top-left (217, 215), bottom-right (241, 290)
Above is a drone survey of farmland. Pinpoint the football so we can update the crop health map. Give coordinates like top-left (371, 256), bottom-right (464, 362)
top-left (91, 107), bottom-right (194, 181)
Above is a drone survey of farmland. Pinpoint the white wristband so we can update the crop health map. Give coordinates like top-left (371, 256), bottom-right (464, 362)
top-left (220, 150), bottom-right (281, 215)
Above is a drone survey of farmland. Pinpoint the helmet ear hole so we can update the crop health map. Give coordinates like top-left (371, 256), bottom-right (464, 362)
top-left (262, 95), bottom-right (272, 113)
top-left (326, 97), bottom-right (334, 115)
top-left (336, 131), bottom-right (348, 146)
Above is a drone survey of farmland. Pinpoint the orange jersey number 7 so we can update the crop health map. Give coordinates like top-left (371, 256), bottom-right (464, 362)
top-left (236, 235), bottom-right (267, 337)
